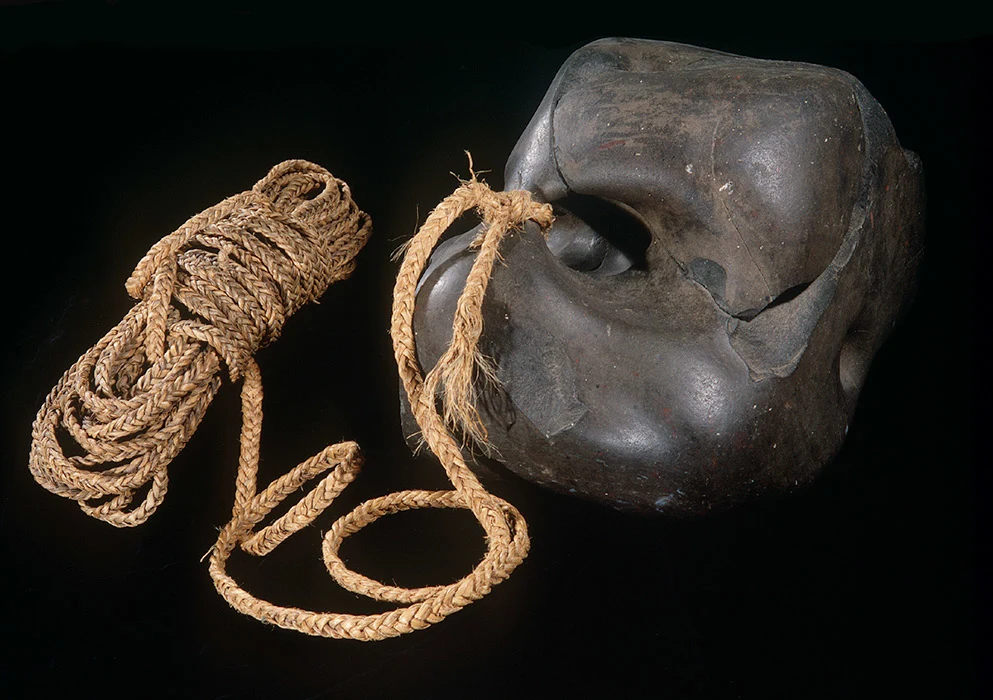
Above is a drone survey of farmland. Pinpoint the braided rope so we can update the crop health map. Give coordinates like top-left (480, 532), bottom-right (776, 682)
top-left (29, 159), bottom-right (553, 640)
top-left (30, 160), bottom-right (370, 526)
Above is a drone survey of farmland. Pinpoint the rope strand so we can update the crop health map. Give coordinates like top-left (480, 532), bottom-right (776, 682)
top-left (30, 160), bottom-right (370, 525)
top-left (29, 159), bottom-right (552, 641)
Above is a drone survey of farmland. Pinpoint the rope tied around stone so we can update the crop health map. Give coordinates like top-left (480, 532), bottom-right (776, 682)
top-left (29, 158), bottom-right (554, 640)
top-left (417, 176), bottom-right (555, 447)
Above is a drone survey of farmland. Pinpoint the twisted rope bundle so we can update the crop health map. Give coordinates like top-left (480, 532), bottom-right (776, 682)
top-left (30, 160), bottom-right (371, 526)
top-left (29, 159), bottom-right (554, 641)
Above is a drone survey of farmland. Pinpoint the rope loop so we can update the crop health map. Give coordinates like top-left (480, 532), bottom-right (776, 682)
top-left (208, 174), bottom-right (548, 640)
top-left (30, 160), bottom-right (549, 641)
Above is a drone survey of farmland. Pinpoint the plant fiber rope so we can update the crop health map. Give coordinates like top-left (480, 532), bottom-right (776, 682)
top-left (29, 159), bottom-right (552, 640)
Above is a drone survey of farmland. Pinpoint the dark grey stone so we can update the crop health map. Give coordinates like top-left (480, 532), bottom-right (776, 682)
top-left (404, 38), bottom-right (925, 516)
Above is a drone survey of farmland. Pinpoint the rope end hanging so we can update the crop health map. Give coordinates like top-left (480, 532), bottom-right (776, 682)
top-left (406, 162), bottom-right (554, 451)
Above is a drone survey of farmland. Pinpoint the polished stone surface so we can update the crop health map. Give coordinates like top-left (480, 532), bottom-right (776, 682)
top-left (407, 39), bottom-right (925, 515)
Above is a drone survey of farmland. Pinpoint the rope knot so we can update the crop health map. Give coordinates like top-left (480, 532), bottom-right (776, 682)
top-left (462, 179), bottom-right (554, 244)
top-left (405, 175), bottom-right (554, 450)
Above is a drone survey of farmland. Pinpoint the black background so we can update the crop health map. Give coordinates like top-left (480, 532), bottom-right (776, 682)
top-left (1, 4), bottom-right (986, 698)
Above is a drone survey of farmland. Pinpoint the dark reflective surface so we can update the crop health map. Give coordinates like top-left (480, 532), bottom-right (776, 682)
top-left (410, 39), bottom-right (924, 514)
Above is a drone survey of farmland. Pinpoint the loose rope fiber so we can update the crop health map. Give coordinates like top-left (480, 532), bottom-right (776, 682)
top-left (29, 159), bottom-right (554, 641)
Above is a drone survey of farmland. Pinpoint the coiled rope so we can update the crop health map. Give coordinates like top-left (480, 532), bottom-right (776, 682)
top-left (29, 158), bottom-right (553, 640)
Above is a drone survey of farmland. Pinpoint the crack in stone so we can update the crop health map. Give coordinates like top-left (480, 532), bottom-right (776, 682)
top-left (710, 110), bottom-right (774, 306)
